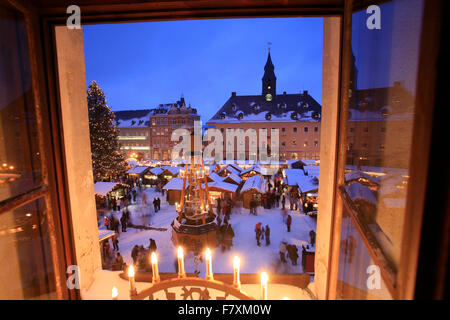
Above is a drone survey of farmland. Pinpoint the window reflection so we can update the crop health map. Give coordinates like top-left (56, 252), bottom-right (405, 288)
top-left (0, 6), bottom-right (42, 202)
top-left (338, 0), bottom-right (424, 299)
top-left (0, 198), bottom-right (57, 299)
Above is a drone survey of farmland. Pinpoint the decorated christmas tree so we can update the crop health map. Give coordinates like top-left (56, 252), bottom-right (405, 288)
top-left (87, 80), bottom-right (126, 181)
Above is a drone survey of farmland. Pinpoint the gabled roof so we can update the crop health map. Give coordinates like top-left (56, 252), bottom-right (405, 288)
top-left (162, 178), bottom-right (188, 190)
top-left (241, 175), bottom-right (266, 193)
top-left (207, 91), bottom-right (321, 124)
top-left (223, 173), bottom-right (242, 185)
top-left (114, 109), bottom-right (151, 128)
top-left (126, 166), bottom-right (150, 175)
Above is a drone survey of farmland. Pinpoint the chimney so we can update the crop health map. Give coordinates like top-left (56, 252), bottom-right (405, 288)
top-left (231, 92), bottom-right (236, 97)
top-left (303, 90), bottom-right (308, 95)
top-left (283, 91), bottom-right (287, 95)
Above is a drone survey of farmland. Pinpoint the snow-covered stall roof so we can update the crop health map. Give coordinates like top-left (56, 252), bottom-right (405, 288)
top-left (149, 167), bottom-right (164, 176)
top-left (94, 182), bottom-right (124, 196)
top-left (98, 229), bottom-right (115, 242)
top-left (223, 173), bottom-right (243, 185)
top-left (303, 165), bottom-right (320, 178)
top-left (204, 181), bottom-right (238, 193)
top-left (344, 182), bottom-right (377, 205)
top-left (219, 164), bottom-right (241, 176)
top-left (241, 175), bottom-right (266, 193)
top-left (162, 166), bottom-right (181, 175)
top-left (345, 170), bottom-right (380, 185)
top-left (162, 178), bottom-right (188, 190)
top-left (284, 173), bottom-right (319, 193)
top-left (209, 172), bottom-right (224, 182)
top-left (239, 164), bottom-right (268, 176)
top-left (126, 166), bottom-right (150, 175)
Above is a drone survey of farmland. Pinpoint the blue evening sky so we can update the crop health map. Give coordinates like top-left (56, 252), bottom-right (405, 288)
top-left (83, 18), bottom-right (323, 122)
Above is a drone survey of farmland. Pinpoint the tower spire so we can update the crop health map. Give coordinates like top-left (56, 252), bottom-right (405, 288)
top-left (262, 43), bottom-right (276, 96)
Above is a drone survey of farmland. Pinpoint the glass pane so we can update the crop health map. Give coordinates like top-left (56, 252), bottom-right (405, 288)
top-left (0, 197), bottom-right (57, 299)
top-left (338, 0), bottom-right (424, 297)
top-left (0, 5), bottom-right (42, 202)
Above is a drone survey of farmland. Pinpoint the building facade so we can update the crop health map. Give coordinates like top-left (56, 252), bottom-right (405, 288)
top-left (206, 52), bottom-right (322, 161)
top-left (114, 97), bottom-right (200, 161)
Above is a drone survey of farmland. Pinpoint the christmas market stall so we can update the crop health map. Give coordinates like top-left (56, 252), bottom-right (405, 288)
top-left (162, 177), bottom-right (189, 205)
top-left (126, 166), bottom-right (151, 186)
top-left (94, 182), bottom-right (130, 209)
top-left (240, 174), bottom-right (266, 209)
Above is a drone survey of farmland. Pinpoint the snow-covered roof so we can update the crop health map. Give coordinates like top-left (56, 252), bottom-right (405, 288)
top-left (162, 166), bottom-right (181, 175)
top-left (284, 172), bottom-right (319, 193)
top-left (94, 182), bottom-right (124, 196)
top-left (149, 167), bottom-right (164, 176)
top-left (98, 229), bottom-right (115, 242)
top-left (126, 166), bottom-right (150, 175)
top-left (209, 172), bottom-right (224, 182)
top-left (241, 175), bottom-right (266, 193)
top-left (205, 181), bottom-right (238, 193)
top-left (162, 178), bottom-right (188, 190)
top-left (303, 165), bottom-right (320, 178)
top-left (345, 170), bottom-right (380, 185)
top-left (345, 182), bottom-right (377, 205)
top-left (239, 165), bottom-right (268, 176)
top-left (223, 173), bottom-right (243, 185)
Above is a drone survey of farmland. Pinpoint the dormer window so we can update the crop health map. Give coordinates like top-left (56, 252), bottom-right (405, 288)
top-left (265, 93), bottom-right (272, 101)
top-left (280, 103), bottom-right (286, 110)
top-left (312, 111), bottom-right (320, 120)
top-left (253, 104), bottom-right (260, 111)
top-left (237, 112), bottom-right (244, 120)
top-left (220, 112), bottom-right (226, 120)
top-left (291, 112), bottom-right (298, 120)
top-left (265, 112), bottom-right (272, 120)
top-left (231, 103), bottom-right (237, 111)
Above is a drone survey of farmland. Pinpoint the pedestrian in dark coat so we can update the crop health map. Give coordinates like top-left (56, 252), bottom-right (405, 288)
top-left (149, 238), bottom-right (157, 253)
top-left (157, 197), bottom-right (161, 211)
top-left (309, 230), bottom-right (316, 246)
top-left (131, 245), bottom-right (140, 264)
top-left (120, 213), bottom-right (127, 232)
top-left (265, 225), bottom-right (271, 246)
top-left (281, 195), bottom-right (286, 210)
top-left (153, 198), bottom-right (158, 212)
top-left (279, 241), bottom-right (287, 263)
top-left (112, 236), bottom-right (119, 251)
top-left (286, 214), bottom-right (292, 232)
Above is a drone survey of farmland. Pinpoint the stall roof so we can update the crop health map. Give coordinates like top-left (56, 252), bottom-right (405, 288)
top-left (162, 177), bottom-right (188, 190)
top-left (162, 166), bottom-right (181, 175)
top-left (98, 229), bottom-right (115, 242)
top-left (239, 164), bottom-right (268, 176)
top-left (241, 175), bottom-right (266, 193)
top-left (345, 182), bottom-right (377, 205)
top-left (345, 170), bottom-right (380, 185)
top-left (283, 169), bottom-right (319, 193)
top-left (126, 166), bottom-right (150, 175)
top-left (204, 181), bottom-right (238, 193)
top-left (149, 167), bottom-right (164, 176)
top-left (303, 165), bottom-right (320, 178)
top-left (223, 173), bottom-right (243, 185)
top-left (94, 182), bottom-right (123, 196)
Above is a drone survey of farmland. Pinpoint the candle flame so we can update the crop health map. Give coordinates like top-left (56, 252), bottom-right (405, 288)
top-left (112, 286), bottom-right (118, 298)
top-left (177, 246), bottom-right (184, 259)
top-left (233, 256), bottom-right (240, 269)
top-left (205, 248), bottom-right (211, 260)
top-left (151, 252), bottom-right (157, 264)
top-left (128, 265), bottom-right (135, 277)
top-left (261, 271), bottom-right (268, 285)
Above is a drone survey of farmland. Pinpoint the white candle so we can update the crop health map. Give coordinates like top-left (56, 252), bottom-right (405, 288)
top-left (233, 256), bottom-right (240, 289)
top-left (128, 265), bottom-right (136, 295)
top-left (261, 272), bottom-right (268, 300)
top-left (151, 252), bottom-right (160, 284)
top-left (205, 248), bottom-right (213, 280)
top-left (112, 286), bottom-right (118, 300)
top-left (177, 246), bottom-right (186, 278)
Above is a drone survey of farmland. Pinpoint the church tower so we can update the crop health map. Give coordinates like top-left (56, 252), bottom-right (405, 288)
top-left (262, 50), bottom-right (276, 97)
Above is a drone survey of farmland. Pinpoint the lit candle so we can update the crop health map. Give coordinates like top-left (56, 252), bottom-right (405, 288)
top-left (205, 248), bottom-right (213, 280)
top-left (233, 256), bottom-right (240, 289)
top-left (128, 265), bottom-right (137, 295)
top-left (261, 272), bottom-right (268, 300)
top-left (151, 252), bottom-right (160, 284)
top-left (177, 246), bottom-right (186, 278)
top-left (112, 286), bottom-right (118, 300)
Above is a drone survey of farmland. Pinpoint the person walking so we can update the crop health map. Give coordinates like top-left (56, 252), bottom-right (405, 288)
top-left (149, 238), bottom-right (157, 253)
top-left (281, 194), bottom-right (286, 210)
top-left (255, 222), bottom-right (262, 246)
top-left (279, 241), bottom-right (287, 263)
top-left (265, 225), bottom-right (271, 246)
top-left (286, 214), bottom-right (292, 232)
top-left (112, 235), bottom-right (119, 251)
top-left (120, 212), bottom-right (127, 232)
top-left (153, 198), bottom-right (158, 213)
top-left (131, 245), bottom-right (140, 264)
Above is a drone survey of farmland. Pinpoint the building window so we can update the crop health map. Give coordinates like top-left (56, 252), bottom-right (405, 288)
top-left (282, 128), bottom-right (286, 132)
top-left (304, 141), bottom-right (308, 147)
top-left (304, 127), bottom-right (309, 132)
top-left (381, 127), bottom-right (386, 132)
top-left (292, 140), bottom-right (297, 145)
top-left (349, 127), bottom-right (354, 132)
top-left (293, 127), bottom-right (297, 133)
top-left (314, 140), bottom-right (319, 147)
top-left (281, 141), bottom-right (286, 146)
top-left (314, 127), bottom-right (319, 132)
top-left (364, 127), bottom-right (369, 132)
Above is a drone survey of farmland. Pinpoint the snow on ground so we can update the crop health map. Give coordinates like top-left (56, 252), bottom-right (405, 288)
top-left (99, 187), bottom-right (317, 278)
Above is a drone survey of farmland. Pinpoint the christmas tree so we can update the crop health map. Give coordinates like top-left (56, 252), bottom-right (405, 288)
top-left (87, 80), bottom-right (126, 181)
